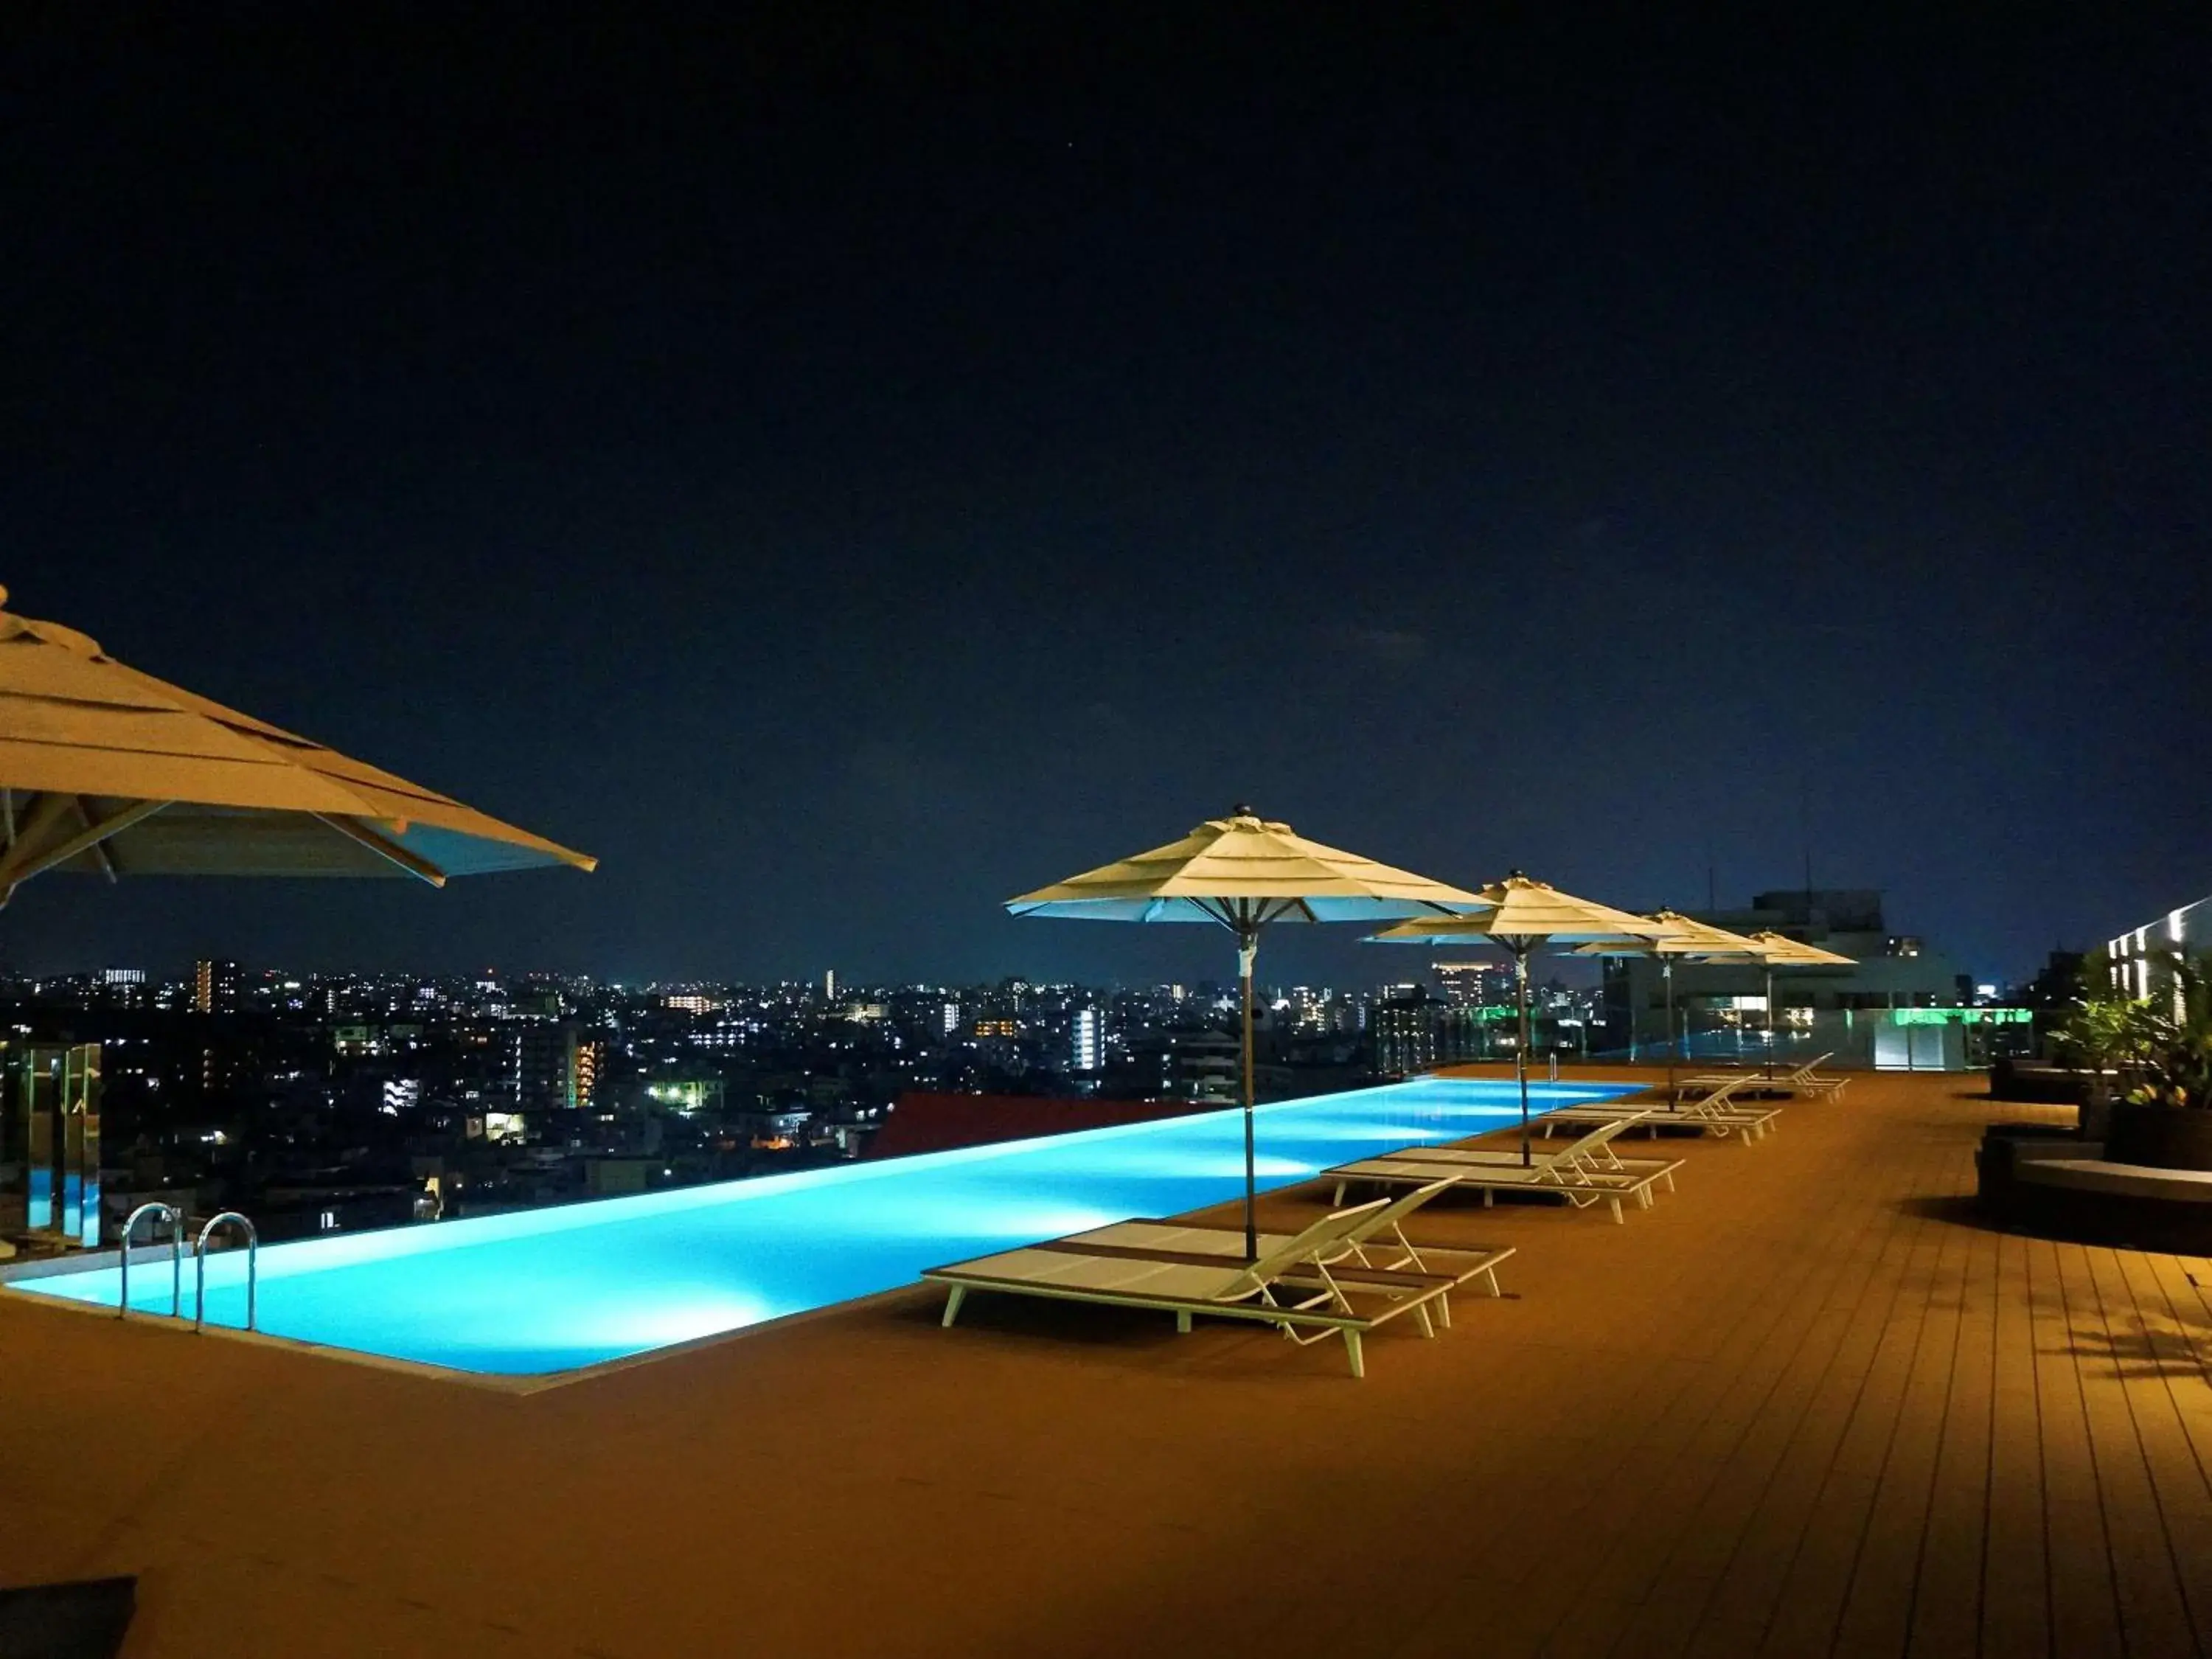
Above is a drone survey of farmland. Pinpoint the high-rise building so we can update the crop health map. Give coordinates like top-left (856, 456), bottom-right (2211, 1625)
top-left (2110, 898), bottom-right (2205, 1005)
top-left (505, 1025), bottom-right (604, 1113)
top-left (100, 967), bottom-right (147, 1009)
top-left (1282, 987), bottom-right (1361, 1034)
top-left (1071, 1007), bottom-right (1102, 1073)
top-left (1371, 988), bottom-right (1485, 1078)
top-left (1166, 1031), bottom-right (1239, 1102)
top-left (1433, 961), bottom-right (1511, 1009)
top-left (574, 1037), bottom-right (602, 1110)
top-left (192, 960), bottom-right (242, 1013)
top-left (824, 969), bottom-right (838, 1002)
top-left (940, 1001), bottom-right (961, 1035)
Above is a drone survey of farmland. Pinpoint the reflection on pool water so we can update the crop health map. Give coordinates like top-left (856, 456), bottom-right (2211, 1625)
top-left (6, 1076), bottom-right (1632, 1375)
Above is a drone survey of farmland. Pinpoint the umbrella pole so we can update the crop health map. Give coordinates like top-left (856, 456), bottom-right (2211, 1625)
top-left (1766, 967), bottom-right (1777, 1079)
top-left (1664, 959), bottom-right (1678, 1103)
top-left (1238, 922), bottom-right (1259, 1262)
top-left (1514, 945), bottom-right (1533, 1166)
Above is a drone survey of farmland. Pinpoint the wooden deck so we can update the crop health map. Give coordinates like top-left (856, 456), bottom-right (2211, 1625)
top-left (2, 1071), bottom-right (2209, 1657)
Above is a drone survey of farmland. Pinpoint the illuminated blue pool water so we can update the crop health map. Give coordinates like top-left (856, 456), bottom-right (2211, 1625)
top-left (4, 1077), bottom-right (1632, 1375)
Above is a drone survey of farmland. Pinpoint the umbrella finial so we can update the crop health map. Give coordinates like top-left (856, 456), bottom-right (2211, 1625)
top-left (0, 585), bottom-right (10, 608)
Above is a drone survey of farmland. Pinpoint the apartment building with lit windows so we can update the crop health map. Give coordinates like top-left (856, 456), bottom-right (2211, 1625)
top-left (2108, 892), bottom-right (2211, 1002)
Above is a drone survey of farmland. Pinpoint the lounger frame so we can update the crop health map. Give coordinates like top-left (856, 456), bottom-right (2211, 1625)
top-left (1680, 1054), bottom-right (1847, 1100)
top-left (927, 1253), bottom-right (1464, 1379)
top-left (1537, 1076), bottom-right (1781, 1141)
top-left (922, 1184), bottom-right (1509, 1378)
top-left (1325, 1116), bottom-right (1676, 1225)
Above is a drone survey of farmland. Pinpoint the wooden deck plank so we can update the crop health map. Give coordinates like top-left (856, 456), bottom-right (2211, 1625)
top-left (2029, 1237), bottom-right (2127, 1659)
top-left (1679, 1131), bottom-right (1950, 1658)
top-left (1384, 1096), bottom-right (1900, 1659)
top-left (2146, 1254), bottom-right (2212, 1375)
top-left (1753, 1168), bottom-right (1955, 1657)
top-left (2135, 1252), bottom-right (2212, 1487)
top-left (2092, 1246), bottom-right (2212, 1652)
top-left (1902, 1216), bottom-right (1999, 1658)
top-left (2054, 1242), bottom-right (2194, 1658)
top-left (1980, 1228), bottom-right (2052, 1659)
top-left (1613, 1126), bottom-right (1932, 1653)
top-left (1340, 1124), bottom-right (1832, 1659)
top-left (1401, 1164), bottom-right (1839, 1655)
top-left (1544, 1147), bottom-right (1891, 1657)
top-left (1829, 1194), bottom-right (1973, 1656)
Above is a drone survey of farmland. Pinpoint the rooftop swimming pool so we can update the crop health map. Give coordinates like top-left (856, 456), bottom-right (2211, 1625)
top-left (4, 1077), bottom-right (1633, 1377)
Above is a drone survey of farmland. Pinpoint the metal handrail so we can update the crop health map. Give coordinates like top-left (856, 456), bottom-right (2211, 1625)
top-left (118, 1201), bottom-right (183, 1320)
top-left (193, 1211), bottom-right (258, 1333)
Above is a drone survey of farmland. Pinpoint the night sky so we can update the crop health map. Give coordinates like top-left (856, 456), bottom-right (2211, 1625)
top-left (7, 9), bottom-right (2208, 986)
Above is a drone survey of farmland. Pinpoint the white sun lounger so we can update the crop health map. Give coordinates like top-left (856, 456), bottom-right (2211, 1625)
top-left (1536, 1075), bottom-right (1781, 1141)
top-left (1681, 1054), bottom-right (1846, 1100)
top-left (923, 1184), bottom-right (1480, 1378)
top-left (1326, 1116), bottom-right (1672, 1224)
top-left (1388, 1141), bottom-right (1683, 1197)
top-left (1061, 1183), bottom-right (1517, 1296)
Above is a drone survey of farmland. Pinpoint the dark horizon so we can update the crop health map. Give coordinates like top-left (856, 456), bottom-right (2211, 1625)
top-left (9, 10), bottom-right (2207, 986)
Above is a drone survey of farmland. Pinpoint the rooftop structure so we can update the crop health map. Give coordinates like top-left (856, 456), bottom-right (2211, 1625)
top-left (1601, 888), bottom-right (1978, 1063)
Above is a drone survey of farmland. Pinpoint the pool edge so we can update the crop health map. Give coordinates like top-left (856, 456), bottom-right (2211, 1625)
top-left (1, 1261), bottom-right (941, 1395)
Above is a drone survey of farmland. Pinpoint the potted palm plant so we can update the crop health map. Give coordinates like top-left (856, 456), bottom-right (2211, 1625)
top-left (2056, 951), bottom-right (2212, 1171)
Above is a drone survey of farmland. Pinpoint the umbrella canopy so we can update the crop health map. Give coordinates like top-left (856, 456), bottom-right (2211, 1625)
top-left (0, 586), bottom-right (596, 904)
top-left (1366, 874), bottom-right (1688, 950)
top-left (1369, 874), bottom-right (1688, 1161)
top-left (1571, 909), bottom-right (1774, 961)
top-left (1006, 811), bottom-right (1481, 925)
top-left (1573, 911), bottom-right (1789, 1078)
top-left (1737, 933), bottom-right (1855, 1074)
top-left (1009, 808), bottom-right (1482, 1258)
top-left (1742, 931), bottom-right (1856, 967)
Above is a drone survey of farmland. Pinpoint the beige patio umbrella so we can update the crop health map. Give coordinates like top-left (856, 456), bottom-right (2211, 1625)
top-left (1007, 807), bottom-right (1483, 1259)
top-left (1368, 873), bottom-right (1687, 1163)
top-left (1573, 911), bottom-right (1788, 1088)
top-left (0, 585), bottom-right (597, 905)
top-left (1740, 931), bottom-right (1855, 1074)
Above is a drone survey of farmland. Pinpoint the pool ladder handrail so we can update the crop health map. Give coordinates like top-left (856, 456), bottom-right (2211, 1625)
top-left (118, 1201), bottom-right (184, 1320)
top-left (193, 1211), bottom-right (260, 1333)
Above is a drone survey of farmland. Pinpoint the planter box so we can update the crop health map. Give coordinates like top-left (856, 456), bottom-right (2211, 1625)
top-left (1988, 1060), bottom-right (2095, 1105)
top-left (1979, 1124), bottom-right (2212, 1250)
top-left (1977, 1125), bottom-right (2096, 1217)
top-left (2107, 1103), bottom-right (2212, 1172)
